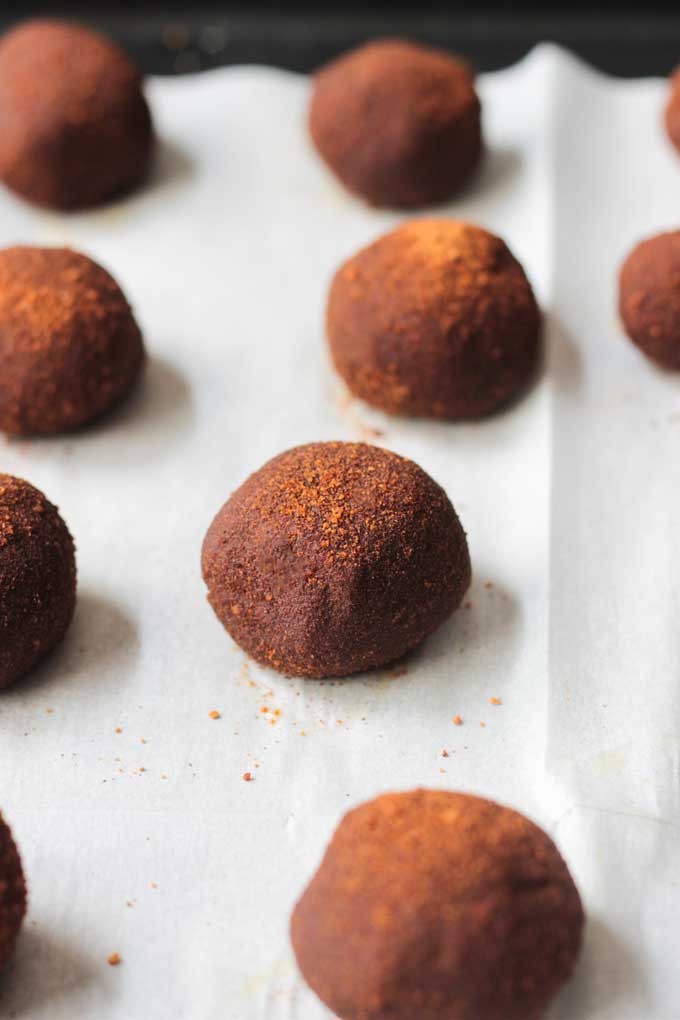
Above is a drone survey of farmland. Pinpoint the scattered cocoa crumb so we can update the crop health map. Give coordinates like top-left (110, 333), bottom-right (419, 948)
top-left (115, 727), bottom-right (122, 734)
top-left (260, 706), bottom-right (269, 714)
top-left (140, 738), bottom-right (147, 744)
top-left (480, 722), bottom-right (486, 728)
top-left (490, 697), bottom-right (502, 706)
top-left (208, 710), bottom-right (221, 720)
top-left (46, 708), bottom-right (54, 715)
top-left (438, 768), bottom-right (446, 774)
top-left (150, 882), bottom-right (157, 890)
top-left (242, 771), bottom-right (253, 782)
top-left (453, 716), bottom-right (463, 726)
top-left (484, 582), bottom-right (494, 590)
top-left (273, 708), bottom-right (281, 717)
top-left (107, 953), bottom-right (121, 967)
top-left (442, 750), bottom-right (449, 757)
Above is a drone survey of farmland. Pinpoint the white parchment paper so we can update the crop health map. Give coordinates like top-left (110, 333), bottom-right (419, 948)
top-left (0, 44), bottom-right (674, 1019)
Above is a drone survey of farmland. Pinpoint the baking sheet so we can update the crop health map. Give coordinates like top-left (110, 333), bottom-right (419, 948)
top-left (0, 43), bottom-right (673, 1019)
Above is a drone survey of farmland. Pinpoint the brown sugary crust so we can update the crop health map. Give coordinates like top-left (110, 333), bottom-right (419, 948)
top-left (291, 789), bottom-right (584, 1020)
top-left (0, 18), bottom-right (153, 209)
top-left (0, 813), bottom-right (26, 970)
top-left (619, 230), bottom-right (680, 369)
top-left (665, 68), bottom-right (680, 156)
top-left (309, 39), bottom-right (482, 208)
top-left (327, 219), bottom-right (541, 420)
top-left (0, 246), bottom-right (145, 435)
top-left (0, 474), bottom-right (76, 689)
top-left (201, 442), bottom-right (470, 678)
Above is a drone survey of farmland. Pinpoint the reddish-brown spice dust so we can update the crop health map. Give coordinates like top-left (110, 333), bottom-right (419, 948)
top-left (0, 474), bottom-right (76, 689)
top-left (208, 710), bottom-right (221, 720)
top-left (490, 697), bottom-right (502, 706)
top-left (291, 789), bottom-right (584, 1020)
top-left (0, 812), bottom-right (26, 972)
top-left (202, 442), bottom-right (471, 679)
top-left (107, 952), bottom-right (122, 967)
top-left (327, 219), bottom-right (541, 420)
top-left (242, 772), bottom-right (253, 783)
top-left (619, 230), bottom-right (680, 369)
top-left (309, 39), bottom-right (481, 208)
top-left (0, 246), bottom-right (145, 435)
top-left (453, 715), bottom-right (463, 726)
top-left (0, 18), bottom-right (153, 209)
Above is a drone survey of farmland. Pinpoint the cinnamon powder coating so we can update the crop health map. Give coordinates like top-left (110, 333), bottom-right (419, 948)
top-left (665, 68), bottom-right (680, 158)
top-left (0, 474), bottom-right (76, 689)
top-left (309, 39), bottom-right (482, 208)
top-left (0, 813), bottom-right (26, 970)
top-left (0, 246), bottom-right (145, 434)
top-left (328, 219), bottom-right (541, 419)
top-left (619, 230), bottom-right (680, 369)
top-left (291, 789), bottom-right (584, 1020)
top-left (0, 19), bottom-right (153, 209)
top-left (201, 442), bottom-right (470, 678)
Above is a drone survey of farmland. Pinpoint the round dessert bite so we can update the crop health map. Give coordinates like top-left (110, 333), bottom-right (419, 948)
top-left (0, 18), bottom-right (153, 209)
top-left (0, 246), bottom-right (145, 434)
top-left (0, 813), bottom-right (26, 970)
top-left (0, 474), bottom-right (76, 688)
top-left (665, 68), bottom-right (680, 157)
top-left (328, 219), bottom-right (541, 419)
top-left (619, 230), bottom-right (680, 369)
top-left (291, 789), bottom-right (584, 1020)
top-left (201, 442), bottom-right (470, 678)
top-left (309, 39), bottom-right (482, 208)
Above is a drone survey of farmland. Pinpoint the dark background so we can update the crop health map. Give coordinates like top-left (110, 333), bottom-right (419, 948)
top-left (1, 2), bottom-right (679, 77)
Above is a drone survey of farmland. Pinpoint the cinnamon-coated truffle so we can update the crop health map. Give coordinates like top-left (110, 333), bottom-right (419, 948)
top-left (0, 474), bottom-right (76, 689)
top-left (0, 246), bottom-right (145, 434)
top-left (0, 813), bottom-right (26, 970)
top-left (328, 219), bottom-right (541, 419)
top-left (619, 230), bottom-right (680, 369)
top-left (201, 442), bottom-right (470, 678)
top-left (0, 19), bottom-right (153, 209)
top-left (665, 68), bottom-right (680, 157)
top-left (291, 789), bottom-right (584, 1020)
top-left (309, 39), bottom-right (482, 208)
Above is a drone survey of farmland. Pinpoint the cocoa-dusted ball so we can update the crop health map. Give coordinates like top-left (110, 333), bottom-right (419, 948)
top-left (328, 219), bottom-right (541, 419)
top-left (619, 230), bottom-right (680, 369)
top-left (309, 39), bottom-right (482, 208)
top-left (0, 813), bottom-right (26, 970)
top-left (665, 68), bottom-right (680, 157)
top-left (0, 246), bottom-right (144, 434)
top-left (291, 790), bottom-right (584, 1020)
top-left (202, 442), bottom-right (470, 678)
top-left (0, 475), bottom-right (76, 688)
top-left (0, 19), bottom-right (153, 209)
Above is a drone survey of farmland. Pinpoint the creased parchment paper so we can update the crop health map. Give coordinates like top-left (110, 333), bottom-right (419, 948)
top-left (0, 44), bottom-right (674, 1020)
